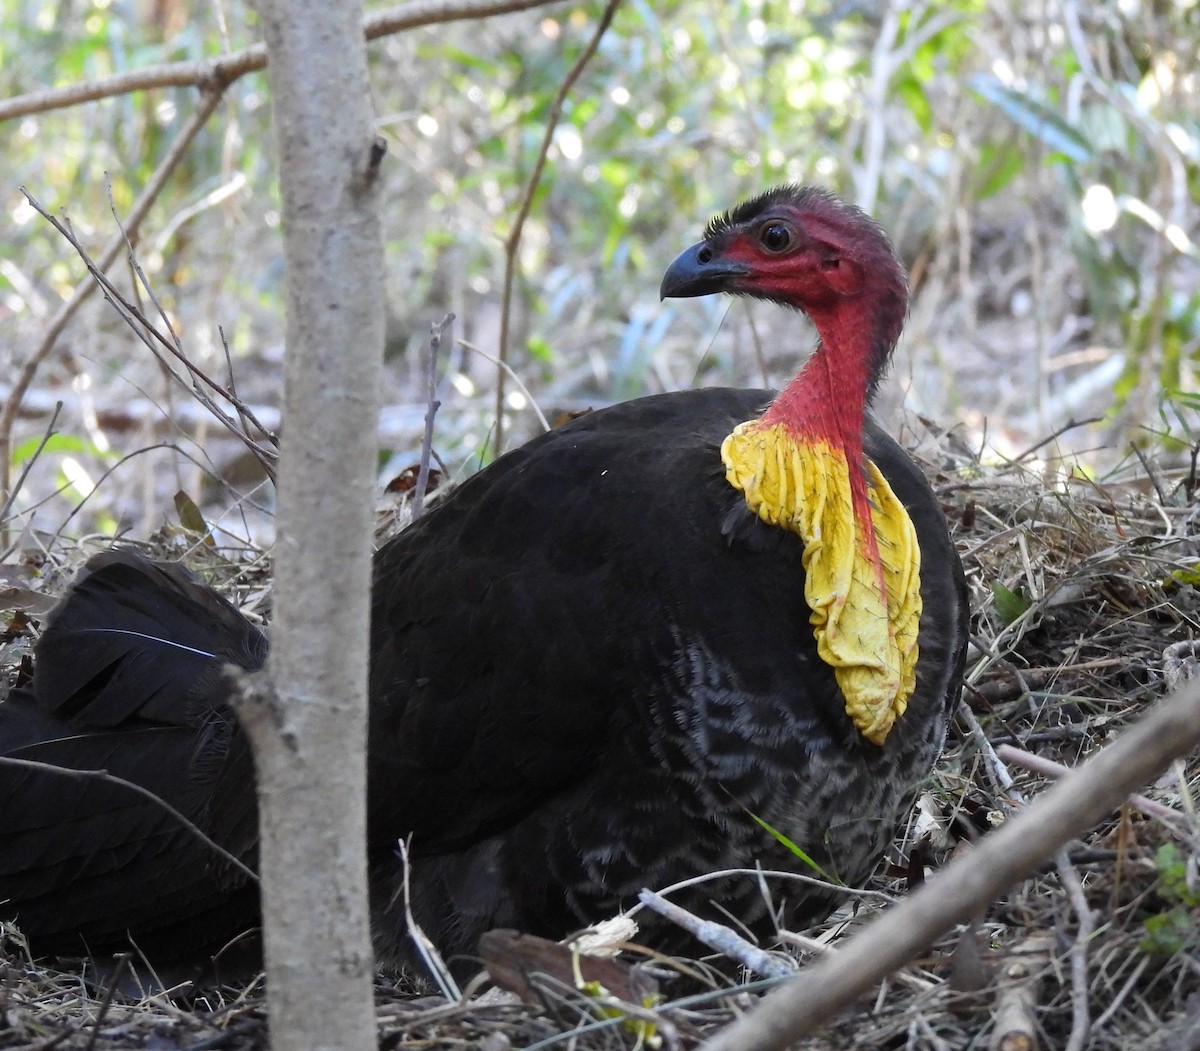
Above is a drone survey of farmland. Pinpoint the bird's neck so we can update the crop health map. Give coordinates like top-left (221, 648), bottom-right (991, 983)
top-left (745, 318), bottom-right (884, 586)
top-left (719, 307), bottom-right (919, 747)
top-left (761, 293), bottom-right (898, 447)
top-left (761, 337), bottom-right (870, 463)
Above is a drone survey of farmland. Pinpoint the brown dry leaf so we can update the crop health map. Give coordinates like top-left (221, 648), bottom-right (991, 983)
top-left (478, 928), bottom-right (656, 1006)
top-left (0, 587), bottom-right (57, 615)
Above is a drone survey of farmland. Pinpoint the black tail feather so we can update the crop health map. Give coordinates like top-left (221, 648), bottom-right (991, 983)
top-left (32, 550), bottom-right (267, 726)
top-left (0, 550), bottom-right (264, 959)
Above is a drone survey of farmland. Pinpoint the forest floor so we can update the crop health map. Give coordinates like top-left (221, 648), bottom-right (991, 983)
top-left (3, 424), bottom-right (1200, 1050)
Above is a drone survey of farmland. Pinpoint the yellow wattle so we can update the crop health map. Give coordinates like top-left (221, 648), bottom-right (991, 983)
top-left (720, 421), bottom-right (922, 746)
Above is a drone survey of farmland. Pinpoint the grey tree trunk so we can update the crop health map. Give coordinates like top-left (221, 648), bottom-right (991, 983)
top-left (235, 0), bottom-right (383, 1046)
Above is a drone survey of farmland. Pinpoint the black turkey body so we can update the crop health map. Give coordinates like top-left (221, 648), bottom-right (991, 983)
top-left (367, 387), bottom-right (965, 965)
top-left (0, 185), bottom-right (968, 973)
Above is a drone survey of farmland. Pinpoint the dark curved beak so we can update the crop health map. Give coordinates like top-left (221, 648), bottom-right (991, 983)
top-left (659, 241), bottom-right (751, 300)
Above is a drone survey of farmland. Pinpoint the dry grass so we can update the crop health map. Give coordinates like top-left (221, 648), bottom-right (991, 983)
top-left (3, 421), bottom-right (1200, 1050)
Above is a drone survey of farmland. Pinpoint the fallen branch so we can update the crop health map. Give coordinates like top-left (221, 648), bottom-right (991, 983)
top-left (997, 743), bottom-right (1181, 823)
top-left (1055, 848), bottom-right (1094, 1051)
top-left (636, 889), bottom-right (794, 980)
top-left (987, 935), bottom-right (1052, 1051)
top-left (698, 681), bottom-right (1200, 1051)
top-left (395, 837), bottom-right (459, 1001)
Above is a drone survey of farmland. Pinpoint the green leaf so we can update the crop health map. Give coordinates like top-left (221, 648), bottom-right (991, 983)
top-left (970, 75), bottom-right (1093, 163)
top-left (1142, 908), bottom-right (1193, 956)
top-left (1153, 843), bottom-right (1200, 906)
top-left (10, 432), bottom-right (102, 466)
top-left (896, 76), bottom-right (933, 134)
top-left (974, 142), bottom-right (1024, 199)
top-left (526, 335), bottom-right (552, 363)
top-left (990, 582), bottom-right (1031, 625)
top-left (747, 811), bottom-right (835, 880)
top-left (174, 490), bottom-right (211, 540)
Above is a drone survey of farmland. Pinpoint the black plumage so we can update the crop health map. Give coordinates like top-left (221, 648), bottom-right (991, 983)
top-left (0, 554), bottom-right (262, 958)
top-left (0, 186), bottom-right (967, 973)
top-left (367, 391), bottom-right (965, 965)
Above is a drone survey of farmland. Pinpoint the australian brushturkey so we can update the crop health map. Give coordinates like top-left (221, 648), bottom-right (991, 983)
top-left (0, 186), bottom-right (967, 974)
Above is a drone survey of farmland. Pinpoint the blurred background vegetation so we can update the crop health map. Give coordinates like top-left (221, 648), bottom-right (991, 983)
top-left (1, 0), bottom-right (1198, 545)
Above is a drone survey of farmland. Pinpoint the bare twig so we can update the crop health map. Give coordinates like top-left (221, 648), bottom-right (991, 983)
top-left (0, 401), bottom-right (62, 530)
top-left (0, 0), bottom-right (568, 123)
top-left (493, 0), bottom-right (622, 455)
top-left (51, 442), bottom-right (231, 541)
top-left (219, 325), bottom-right (262, 453)
top-left (83, 954), bottom-right (130, 1051)
top-left (777, 930), bottom-right (938, 994)
top-left (395, 837), bottom-right (460, 1000)
top-left (966, 632), bottom-right (1035, 703)
top-left (623, 866), bottom-right (893, 921)
top-left (958, 704), bottom-right (1026, 810)
top-left (698, 681), bottom-right (1200, 1051)
top-left (1011, 417), bottom-right (1104, 466)
top-left (996, 743), bottom-right (1182, 823)
top-left (19, 189), bottom-right (279, 479)
top-left (0, 755), bottom-right (258, 883)
top-left (1090, 954), bottom-right (1150, 1032)
top-left (1054, 849), bottom-right (1094, 1051)
top-left (458, 338), bottom-right (551, 432)
top-left (105, 171), bottom-right (187, 354)
top-left (637, 889), bottom-right (794, 980)
top-left (987, 937), bottom-right (1052, 1051)
top-left (1130, 442), bottom-right (1170, 505)
top-left (0, 87), bottom-right (225, 523)
top-left (413, 315), bottom-right (453, 519)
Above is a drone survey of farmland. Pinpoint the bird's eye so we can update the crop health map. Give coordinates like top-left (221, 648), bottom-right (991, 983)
top-left (760, 223), bottom-right (792, 253)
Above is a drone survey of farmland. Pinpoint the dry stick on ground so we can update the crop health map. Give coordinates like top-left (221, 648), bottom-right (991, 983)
top-left (986, 935), bottom-right (1053, 1051)
top-left (998, 743), bottom-right (1183, 823)
top-left (1010, 415), bottom-right (1104, 465)
top-left (0, 0), bottom-right (566, 123)
top-left (82, 954), bottom-right (132, 1051)
top-left (0, 88), bottom-right (224, 525)
top-left (958, 704), bottom-right (1026, 810)
top-left (637, 889), bottom-right (794, 981)
top-left (395, 837), bottom-right (460, 1000)
top-left (492, 0), bottom-right (622, 455)
top-left (1054, 847), bottom-right (1095, 1051)
top-left (698, 681), bottom-right (1200, 1051)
